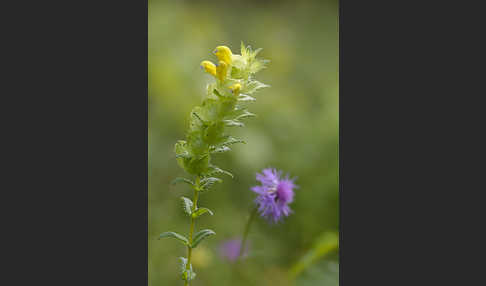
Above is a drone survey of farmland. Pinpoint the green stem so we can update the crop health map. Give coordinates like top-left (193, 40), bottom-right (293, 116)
top-left (237, 206), bottom-right (258, 260)
top-left (184, 176), bottom-right (200, 286)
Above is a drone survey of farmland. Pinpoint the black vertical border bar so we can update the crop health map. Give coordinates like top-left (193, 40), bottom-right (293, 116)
top-left (4, 0), bottom-right (149, 284)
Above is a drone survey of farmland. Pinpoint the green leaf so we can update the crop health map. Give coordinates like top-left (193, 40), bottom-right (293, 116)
top-left (179, 257), bottom-right (188, 274)
top-left (159, 232), bottom-right (189, 245)
top-left (200, 177), bottom-right (223, 184)
top-left (192, 207), bottom-right (214, 218)
top-left (220, 136), bottom-right (246, 146)
top-left (252, 48), bottom-right (263, 57)
top-left (224, 119), bottom-right (244, 127)
top-left (210, 146), bottom-right (231, 154)
top-left (175, 152), bottom-right (190, 159)
top-left (240, 41), bottom-right (250, 59)
top-left (200, 177), bottom-right (223, 191)
top-left (179, 257), bottom-right (196, 281)
top-left (250, 58), bottom-right (270, 73)
top-left (243, 80), bottom-right (270, 94)
top-left (236, 110), bottom-right (257, 120)
top-left (213, 89), bottom-right (223, 97)
top-left (180, 197), bottom-right (193, 215)
top-left (191, 229), bottom-right (216, 248)
top-left (171, 177), bottom-right (194, 186)
top-left (192, 111), bottom-right (207, 125)
top-left (238, 94), bottom-right (256, 102)
top-left (208, 165), bottom-right (234, 178)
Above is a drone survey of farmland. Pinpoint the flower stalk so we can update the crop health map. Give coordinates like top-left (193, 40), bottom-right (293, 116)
top-left (159, 42), bottom-right (270, 285)
top-left (238, 206), bottom-right (258, 260)
top-left (183, 176), bottom-right (199, 286)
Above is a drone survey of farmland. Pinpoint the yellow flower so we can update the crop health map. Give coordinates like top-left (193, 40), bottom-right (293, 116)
top-left (216, 61), bottom-right (228, 82)
top-left (229, 83), bottom-right (241, 96)
top-left (213, 46), bottom-right (233, 65)
top-left (200, 60), bottom-right (217, 77)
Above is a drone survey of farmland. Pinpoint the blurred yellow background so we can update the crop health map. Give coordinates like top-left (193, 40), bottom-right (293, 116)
top-left (149, 0), bottom-right (338, 285)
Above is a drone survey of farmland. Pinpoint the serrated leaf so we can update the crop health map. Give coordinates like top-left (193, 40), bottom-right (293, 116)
top-left (175, 152), bottom-right (190, 159)
top-left (238, 94), bottom-right (256, 102)
top-left (211, 146), bottom-right (231, 154)
top-left (191, 229), bottom-right (216, 248)
top-left (250, 58), bottom-right (269, 73)
top-left (252, 48), bottom-right (263, 57)
top-left (171, 177), bottom-right (195, 186)
top-left (244, 80), bottom-right (270, 94)
top-left (180, 197), bottom-right (193, 215)
top-left (180, 257), bottom-right (196, 281)
top-left (220, 136), bottom-right (246, 147)
top-left (200, 177), bottom-right (223, 191)
top-left (179, 257), bottom-right (188, 274)
top-left (208, 165), bottom-right (234, 178)
top-left (236, 110), bottom-right (257, 120)
top-left (224, 119), bottom-right (244, 127)
top-left (241, 41), bottom-right (248, 58)
top-left (192, 112), bottom-right (207, 125)
top-left (159, 232), bottom-right (189, 245)
top-left (192, 207), bottom-right (214, 218)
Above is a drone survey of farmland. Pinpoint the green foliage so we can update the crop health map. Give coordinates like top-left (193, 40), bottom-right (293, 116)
top-left (206, 165), bottom-right (234, 178)
top-left (191, 229), bottom-right (216, 248)
top-left (191, 207), bottom-right (214, 218)
top-left (179, 257), bottom-right (196, 281)
top-left (159, 232), bottom-right (189, 245)
top-left (180, 197), bottom-right (193, 215)
top-left (199, 177), bottom-right (223, 191)
top-left (171, 177), bottom-right (194, 186)
top-left (174, 44), bottom-right (269, 179)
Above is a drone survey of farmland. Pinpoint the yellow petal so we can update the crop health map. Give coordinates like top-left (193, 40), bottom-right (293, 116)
top-left (229, 83), bottom-right (241, 96)
top-left (216, 61), bottom-right (228, 82)
top-left (200, 60), bottom-right (217, 77)
top-left (214, 46), bottom-right (233, 65)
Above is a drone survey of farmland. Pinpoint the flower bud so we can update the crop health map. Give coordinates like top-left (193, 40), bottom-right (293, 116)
top-left (200, 60), bottom-right (217, 77)
top-left (216, 61), bottom-right (228, 82)
top-left (213, 46), bottom-right (232, 65)
top-left (229, 83), bottom-right (241, 96)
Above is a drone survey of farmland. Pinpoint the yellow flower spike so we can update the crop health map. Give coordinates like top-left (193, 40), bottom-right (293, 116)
top-left (213, 46), bottom-right (233, 65)
top-left (229, 83), bottom-right (241, 96)
top-left (216, 60), bottom-right (228, 82)
top-left (200, 60), bottom-right (217, 77)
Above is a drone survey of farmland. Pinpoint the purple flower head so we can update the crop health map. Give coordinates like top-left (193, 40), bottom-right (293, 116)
top-left (218, 238), bottom-right (248, 262)
top-left (251, 168), bottom-right (297, 223)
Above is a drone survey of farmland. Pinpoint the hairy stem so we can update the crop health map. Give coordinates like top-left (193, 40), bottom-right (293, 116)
top-left (238, 206), bottom-right (258, 260)
top-left (184, 176), bottom-right (200, 286)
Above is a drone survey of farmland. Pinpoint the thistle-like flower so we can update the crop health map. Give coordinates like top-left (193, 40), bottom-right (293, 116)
top-left (251, 168), bottom-right (297, 223)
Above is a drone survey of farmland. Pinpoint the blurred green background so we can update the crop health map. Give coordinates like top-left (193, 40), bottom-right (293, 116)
top-left (148, 0), bottom-right (339, 285)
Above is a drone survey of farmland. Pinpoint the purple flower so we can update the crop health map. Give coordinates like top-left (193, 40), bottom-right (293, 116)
top-left (251, 168), bottom-right (297, 223)
top-left (218, 238), bottom-right (248, 262)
